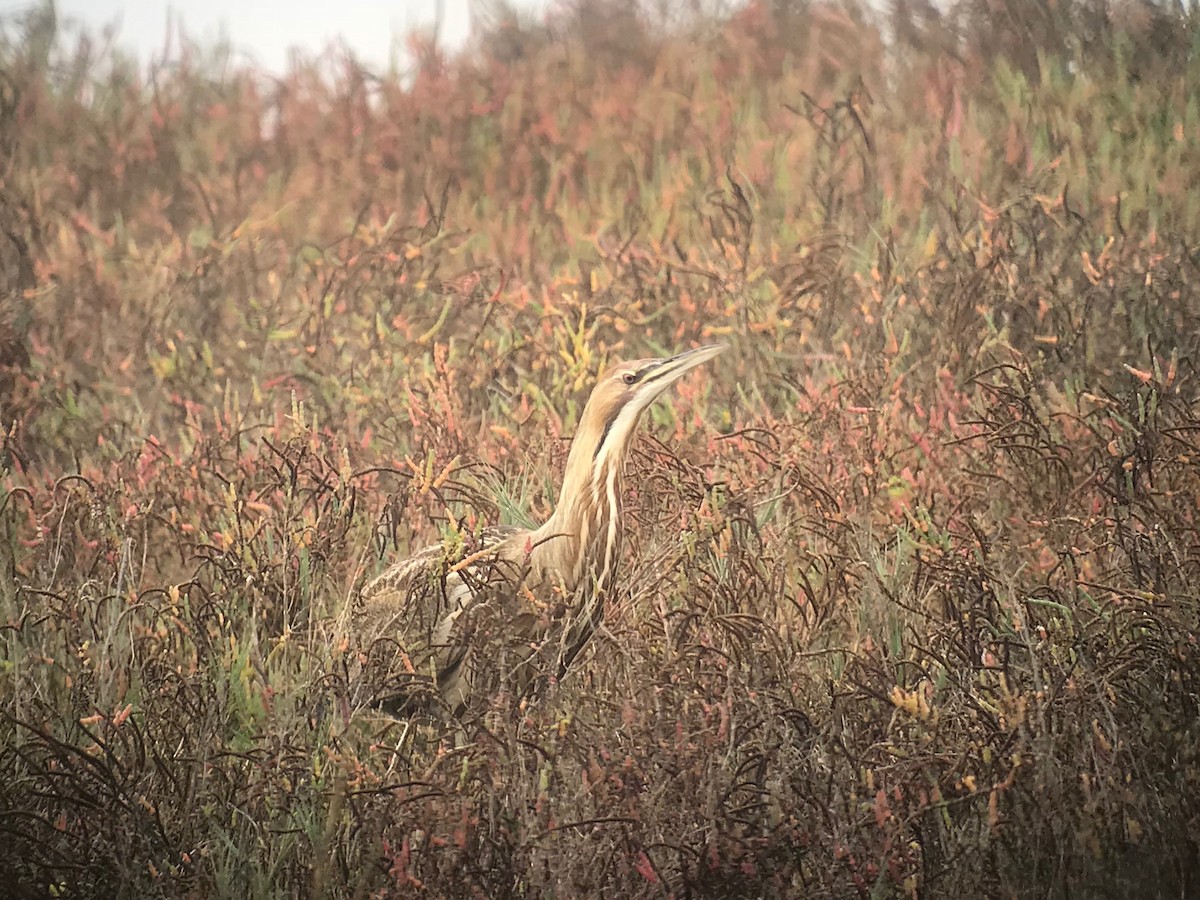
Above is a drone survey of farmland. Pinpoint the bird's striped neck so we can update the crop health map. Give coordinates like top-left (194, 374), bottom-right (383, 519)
top-left (538, 442), bottom-right (625, 679)
top-left (577, 451), bottom-right (625, 595)
top-left (538, 415), bottom-right (634, 596)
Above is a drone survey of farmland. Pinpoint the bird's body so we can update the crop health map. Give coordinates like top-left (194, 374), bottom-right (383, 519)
top-left (360, 344), bottom-right (725, 715)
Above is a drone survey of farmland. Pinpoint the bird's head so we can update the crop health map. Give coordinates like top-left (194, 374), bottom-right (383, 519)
top-left (540, 342), bottom-right (726, 580)
top-left (578, 343), bottom-right (727, 466)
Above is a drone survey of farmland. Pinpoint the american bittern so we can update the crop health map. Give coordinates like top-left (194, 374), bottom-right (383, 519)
top-left (360, 343), bottom-right (725, 715)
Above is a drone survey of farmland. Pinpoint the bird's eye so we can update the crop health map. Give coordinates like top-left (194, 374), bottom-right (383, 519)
top-left (622, 372), bottom-right (637, 385)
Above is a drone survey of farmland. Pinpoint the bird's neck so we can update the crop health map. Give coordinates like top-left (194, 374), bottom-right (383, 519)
top-left (535, 433), bottom-right (627, 594)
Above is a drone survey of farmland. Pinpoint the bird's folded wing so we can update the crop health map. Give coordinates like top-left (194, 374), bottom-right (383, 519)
top-left (359, 525), bottom-right (531, 645)
top-left (357, 524), bottom-right (539, 709)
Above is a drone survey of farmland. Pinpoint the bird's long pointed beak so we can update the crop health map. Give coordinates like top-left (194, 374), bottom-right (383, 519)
top-left (642, 343), bottom-right (727, 392)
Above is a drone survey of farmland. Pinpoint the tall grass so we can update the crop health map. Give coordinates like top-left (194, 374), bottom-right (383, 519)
top-left (1, 0), bottom-right (1198, 896)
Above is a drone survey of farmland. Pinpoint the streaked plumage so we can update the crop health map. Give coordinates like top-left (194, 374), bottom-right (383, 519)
top-left (359, 344), bottom-right (726, 715)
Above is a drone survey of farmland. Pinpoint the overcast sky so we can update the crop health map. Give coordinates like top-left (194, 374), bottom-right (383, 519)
top-left (41, 1), bottom-right (552, 74)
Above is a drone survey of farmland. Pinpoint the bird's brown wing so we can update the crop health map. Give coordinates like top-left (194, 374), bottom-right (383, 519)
top-left (357, 525), bottom-right (531, 714)
top-left (360, 525), bottom-right (523, 629)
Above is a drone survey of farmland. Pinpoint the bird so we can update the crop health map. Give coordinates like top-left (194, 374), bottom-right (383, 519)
top-left (358, 343), bottom-right (726, 716)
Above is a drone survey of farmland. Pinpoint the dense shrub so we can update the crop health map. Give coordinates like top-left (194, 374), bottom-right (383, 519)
top-left (1, 1), bottom-right (1198, 896)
